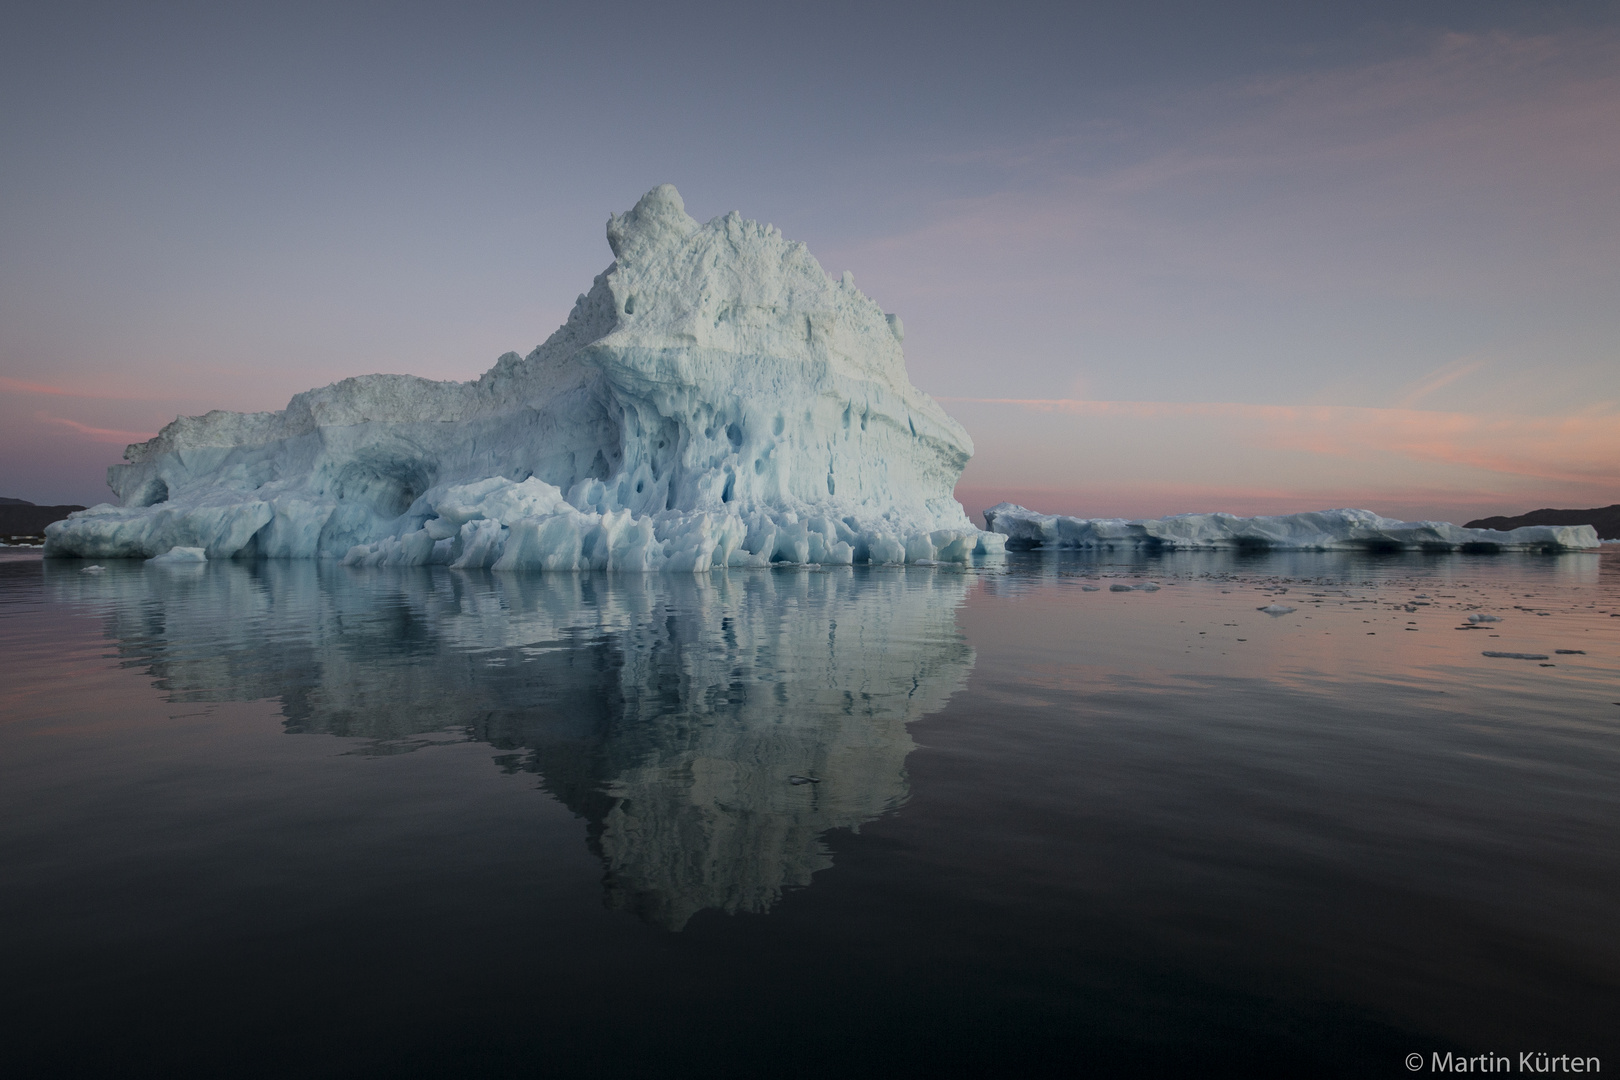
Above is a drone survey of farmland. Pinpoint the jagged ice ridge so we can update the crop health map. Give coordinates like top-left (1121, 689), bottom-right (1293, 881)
top-left (983, 504), bottom-right (1599, 553)
top-left (46, 185), bottom-right (1004, 570)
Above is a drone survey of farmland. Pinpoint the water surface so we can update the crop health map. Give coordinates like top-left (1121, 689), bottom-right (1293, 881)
top-left (2, 549), bottom-right (1616, 1077)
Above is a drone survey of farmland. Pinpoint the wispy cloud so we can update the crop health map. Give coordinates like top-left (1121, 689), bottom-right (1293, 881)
top-left (833, 27), bottom-right (1620, 422)
top-left (940, 397), bottom-right (1620, 488)
top-left (1392, 358), bottom-right (1487, 409)
top-left (1, 375), bottom-right (167, 401)
top-left (37, 414), bottom-right (157, 445)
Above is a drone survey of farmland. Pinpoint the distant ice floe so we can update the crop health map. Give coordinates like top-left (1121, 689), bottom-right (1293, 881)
top-left (984, 505), bottom-right (1599, 554)
top-left (45, 185), bottom-right (1002, 571)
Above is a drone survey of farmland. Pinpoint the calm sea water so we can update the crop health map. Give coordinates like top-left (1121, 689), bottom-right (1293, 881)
top-left (2, 548), bottom-right (1617, 1078)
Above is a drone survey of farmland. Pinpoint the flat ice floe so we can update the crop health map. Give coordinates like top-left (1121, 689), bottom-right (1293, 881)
top-left (45, 185), bottom-right (1002, 570)
top-left (983, 504), bottom-right (1599, 553)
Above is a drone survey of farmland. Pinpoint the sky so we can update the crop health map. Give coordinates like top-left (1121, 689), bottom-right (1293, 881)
top-left (2, 0), bottom-right (1616, 521)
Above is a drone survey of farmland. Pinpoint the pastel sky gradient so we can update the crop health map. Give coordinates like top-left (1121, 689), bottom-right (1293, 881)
top-left (3, 1), bottom-right (1616, 522)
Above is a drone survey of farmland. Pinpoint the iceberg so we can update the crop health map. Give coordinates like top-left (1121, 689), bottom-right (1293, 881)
top-left (983, 504), bottom-right (1600, 553)
top-left (45, 185), bottom-right (1003, 570)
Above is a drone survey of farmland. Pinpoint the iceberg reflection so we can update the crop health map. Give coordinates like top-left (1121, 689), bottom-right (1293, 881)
top-left (46, 561), bottom-right (976, 928)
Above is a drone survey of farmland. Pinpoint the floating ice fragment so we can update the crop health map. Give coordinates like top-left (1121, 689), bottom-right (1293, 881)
top-left (147, 547), bottom-right (206, 565)
top-left (1554, 649), bottom-right (1585, 655)
top-left (1257, 604), bottom-right (1297, 616)
top-left (1080, 585), bottom-right (1101, 591)
top-left (79, 564), bottom-right (105, 574)
top-left (1109, 584), bottom-right (1132, 592)
top-left (1481, 651), bottom-right (1550, 660)
top-left (1467, 614), bottom-right (1502, 623)
top-left (787, 775), bottom-right (822, 785)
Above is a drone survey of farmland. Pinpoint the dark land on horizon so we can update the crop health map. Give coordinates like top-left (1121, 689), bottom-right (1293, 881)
top-left (1464, 504), bottom-right (1620, 539)
top-left (1, 498), bottom-right (87, 541)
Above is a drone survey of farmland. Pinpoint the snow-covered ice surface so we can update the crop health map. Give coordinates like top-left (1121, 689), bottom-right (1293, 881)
top-left (45, 185), bottom-right (1002, 570)
top-left (983, 504), bottom-right (1599, 553)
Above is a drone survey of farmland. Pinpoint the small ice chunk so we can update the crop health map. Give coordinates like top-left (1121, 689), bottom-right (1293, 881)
top-left (1257, 604), bottom-right (1297, 616)
top-left (1467, 614), bottom-right (1502, 623)
top-left (80, 564), bottom-right (106, 574)
top-left (1554, 649), bottom-right (1585, 655)
top-left (1109, 583), bottom-right (1132, 592)
top-left (787, 775), bottom-right (821, 785)
top-left (1137, 583), bottom-right (1161, 592)
top-left (1080, 584), bottom-right (1101, 592)
top-left (148, 547), bottom-right (207, 565)
top-left (1481, 651), bottom-right (1550, 660)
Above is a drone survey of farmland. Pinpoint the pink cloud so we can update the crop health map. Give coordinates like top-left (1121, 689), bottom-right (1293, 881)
top-left (0, 375), bottom-right (167, 402)
top-left (36, 414), bottom-right (157, 445)
top-left (941, 397), bottom-right (1620, 488)
top-left (836, 27), bottom-right (1620, 304)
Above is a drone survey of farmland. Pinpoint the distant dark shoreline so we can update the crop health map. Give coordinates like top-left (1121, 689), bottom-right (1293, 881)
top-left (0, 500), bottom-right (86, 541)
top-left (1464, 504), bottom-right (1620, 540)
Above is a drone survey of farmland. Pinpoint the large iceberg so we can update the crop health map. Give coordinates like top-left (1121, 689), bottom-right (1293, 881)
top-left (983, 504), bottom-right (1600, 553)
top-left (46, 185), bottom-right (1003, 570)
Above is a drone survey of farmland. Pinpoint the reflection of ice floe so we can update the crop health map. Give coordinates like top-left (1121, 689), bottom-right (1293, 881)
top-left (47, 561), bottom-right (975, 929)
top-left (985, 505), bottom-right (1599, 552)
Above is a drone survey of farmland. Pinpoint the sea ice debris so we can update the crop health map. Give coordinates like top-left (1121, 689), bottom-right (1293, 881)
top-left (1257, 604), bottom-right (1297, 615)
top-left (1481, 651), bottom-right (1550, 660)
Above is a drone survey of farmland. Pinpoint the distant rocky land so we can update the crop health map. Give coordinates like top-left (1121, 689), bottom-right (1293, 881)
top-left (1, 499), bottom-right (88, 540)
top-left (1464, 504), bottom-right (1620, 540)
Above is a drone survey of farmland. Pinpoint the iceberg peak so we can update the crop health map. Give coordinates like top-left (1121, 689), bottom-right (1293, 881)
top-left (606, 183), bottom-right (699, 264)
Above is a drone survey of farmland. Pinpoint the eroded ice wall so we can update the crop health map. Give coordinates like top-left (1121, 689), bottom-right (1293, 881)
top-left (45, 185), bottom-right (1002, 569)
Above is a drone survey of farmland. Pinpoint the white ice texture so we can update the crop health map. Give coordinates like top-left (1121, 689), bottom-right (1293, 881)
top-left (983, 504), bottom-right (1600, 553)
top-left (45, 185), bottom-right (1004, 570)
